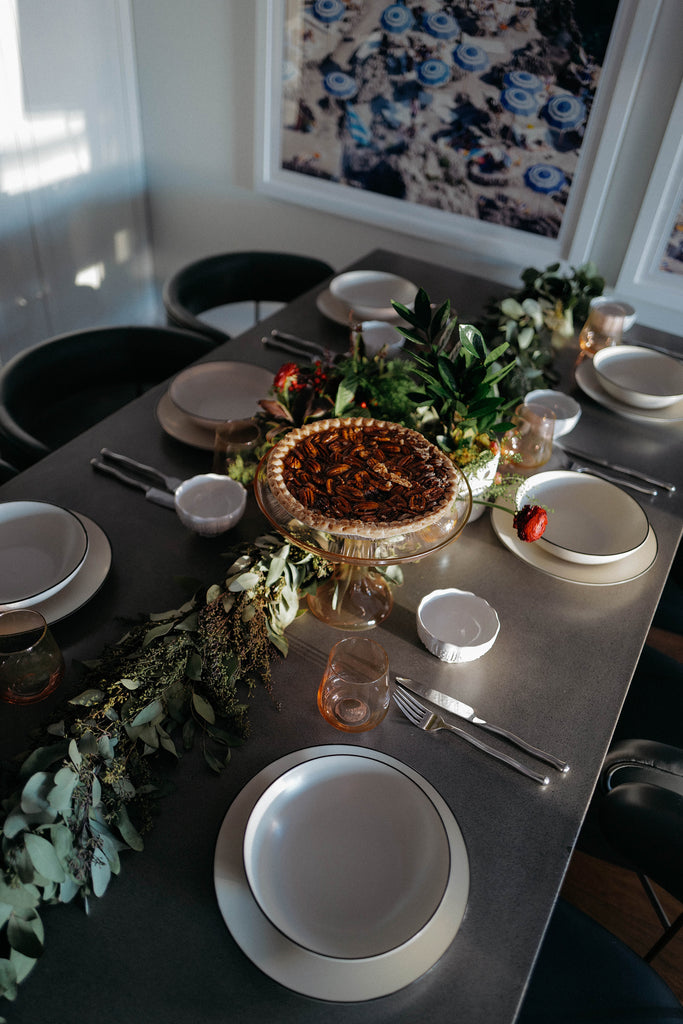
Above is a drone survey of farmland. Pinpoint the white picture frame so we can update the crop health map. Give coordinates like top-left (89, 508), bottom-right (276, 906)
top-left (615, 81), bottom-right (683, 334)
top-left (255, 0), bottom-right (661, 268)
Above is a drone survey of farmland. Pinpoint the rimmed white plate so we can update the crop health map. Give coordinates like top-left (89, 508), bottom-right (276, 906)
top-left (490, 506), bottom-right (657, 585)
top-left (519, 471), bottom-right (650, 565)
top-left (214, 745), bottom-right (469, 1001)
top-left (593, 345), bottom-right (683, 409)
top-left (168, 362), bottom-right (273, 429)
top-left (575, 358), bottom-right (683, 424)
top-left (242, 754), bottom-right (450, 960)
top-left (1, 514), bottom-right (112, 624)
top-left (156, 391), bottom-right (216, 450)
top-left (329, 271), bottom-right (418, 321)
top-left (0, 501), bottom-right (89, 607)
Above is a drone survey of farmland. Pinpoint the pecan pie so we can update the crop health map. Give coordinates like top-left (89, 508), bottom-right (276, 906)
top-left (266, 417), bottom-right (460, 538)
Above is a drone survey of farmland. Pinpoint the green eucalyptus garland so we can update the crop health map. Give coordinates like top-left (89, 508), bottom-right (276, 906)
top-left (0, 536), bottom-right (332, 1010)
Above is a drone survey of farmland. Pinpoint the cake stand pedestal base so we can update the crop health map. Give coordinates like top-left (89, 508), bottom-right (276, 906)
top-left (307, 564), bottom-right (393, 631)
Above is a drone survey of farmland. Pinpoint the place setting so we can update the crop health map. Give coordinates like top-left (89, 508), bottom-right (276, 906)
top-left (574, 343), bottom-right (683, 425)
top-left (316, 269), bottom-right (418, 326)
top-left (155, 360), bottom-right (274, 450)
top-left (0, 499), bottom-right (112, 628)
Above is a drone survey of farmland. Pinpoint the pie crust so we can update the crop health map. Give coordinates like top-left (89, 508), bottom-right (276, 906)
top-left (266, 418), bottom-right (460, 538)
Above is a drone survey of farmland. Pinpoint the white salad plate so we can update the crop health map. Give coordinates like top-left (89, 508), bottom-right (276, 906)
top-left (168, 361), bottom-right (273, 430)
top-left (0, 501), bottom-right (89, 607)
top-left (593, 345), bottom-right (683, 409)
top-left (329, 271), bottom-right (418, 322)
top-left (0, 513), bottom-right (112, 624)
top-left (575, 358), bottom-right (683, 424)
top-left (214, 745), bottom-right (469, 1001)
top-left (519, 471), bottom-right (650, 565)
top-left (491, 507), bottom-right (657, 586)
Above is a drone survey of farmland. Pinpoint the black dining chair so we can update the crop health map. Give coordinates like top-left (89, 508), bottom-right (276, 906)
top-left (162, 250), bottom-right (334, 345)
top-left (597, 738), bottom-right (683, 963)
top-left (518, 897), bottom-right (683, 1021)
top-left (0, 325), bottom-right (215, 469)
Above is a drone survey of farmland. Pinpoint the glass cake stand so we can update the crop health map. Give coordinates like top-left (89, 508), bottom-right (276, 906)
top-left (254, 456), bottom-right (472, 631)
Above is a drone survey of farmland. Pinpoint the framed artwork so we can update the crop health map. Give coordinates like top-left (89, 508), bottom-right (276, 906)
top-left (615, 81), bottom-right (683, 333)
top-left (255, 0), bottom-right (661, 266)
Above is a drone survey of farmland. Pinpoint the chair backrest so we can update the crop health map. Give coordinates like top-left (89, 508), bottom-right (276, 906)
top-left (599, 738), bottom-right (683, 906)
top-left (0, 325), bottom-right (214, 469)
top-left (162, 250), bottom-right (334, 345)
top-left (518, 898), bottom-right (682, 1021)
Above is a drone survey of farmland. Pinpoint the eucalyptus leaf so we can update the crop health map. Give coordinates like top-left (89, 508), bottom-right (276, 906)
top-left (203, 748), bottom-right (227, 774)
top-left (119, 677), bottom-right (142, 690)
top-left (192, 692), bottom-right (215, 724)
top-left (228, 571), bottom-right (260, 592)
top-left (115, 805), bottom-right (144, 852)
top-left (90, 849), bottom-right (111, 898)
top-left (68, 688), bottom-right (105, 706)
top-left (0, 959), bottom-right (18, 1001)
top-left (0, 881), bottom-right (39, 911)
top-left (130, 698), bottom-right (164, 727)
top-left (7, 912), bottom-right (43, 959)
top-left (142, 621), bottom-right (175, 647)
top-left (206, 583), bottom-right (223, 603)
top-left (20, 773), bottom-right (52, 817)
top-left (18, 742), bottom-right (68, 781)
top-left (23, 834), bottom-right (65, 884)
top-left (47, 767), bottom-right (78, 813)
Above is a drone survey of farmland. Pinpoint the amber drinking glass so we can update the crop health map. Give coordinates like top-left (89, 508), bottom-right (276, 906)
top-left (317, 637), bottom-right (390, 732)
top-left (213, 418), bottom-right (261, 476)
top-left (0, 609), bottom-right (65, 704)
top-left (579, 302), bottom-right (626, 355)
top-left (500, 403), bottom-right (555, 472)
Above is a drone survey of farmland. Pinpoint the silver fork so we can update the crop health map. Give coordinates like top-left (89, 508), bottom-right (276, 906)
top-left (393, 686), bottom-right (550, 786)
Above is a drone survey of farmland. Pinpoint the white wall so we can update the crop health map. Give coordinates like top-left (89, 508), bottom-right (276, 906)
top-left (130, 0), bottom-right (683, 328)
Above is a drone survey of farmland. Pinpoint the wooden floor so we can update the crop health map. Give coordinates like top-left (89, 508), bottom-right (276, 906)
top-left (561, 625), bottom-right (683, 1002)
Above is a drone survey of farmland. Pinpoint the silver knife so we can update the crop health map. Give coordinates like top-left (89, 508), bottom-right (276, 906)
top-left (396, 676), bottom-right (569, 773)
top-left (91, 459), bottom-right (177, 509)
top-left (557, 443), bottom-right (676, 492)
top-left (270, 329), bottom-right (328, 356)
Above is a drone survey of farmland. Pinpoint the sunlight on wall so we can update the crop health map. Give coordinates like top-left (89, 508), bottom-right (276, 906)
top-left (0, 0), bottom-right (91, 196)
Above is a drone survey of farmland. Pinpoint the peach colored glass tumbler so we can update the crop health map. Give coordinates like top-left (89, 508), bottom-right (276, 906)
top-left (0, 609), bottom-right (65, 704)
top-left (317, 637), bottom-right (390, 732)
top-left (500, 403), bottom-right (555, 472)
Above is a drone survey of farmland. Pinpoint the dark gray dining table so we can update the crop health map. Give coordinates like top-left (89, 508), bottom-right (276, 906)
top-left (1, 249), bottom-right (681, 1024)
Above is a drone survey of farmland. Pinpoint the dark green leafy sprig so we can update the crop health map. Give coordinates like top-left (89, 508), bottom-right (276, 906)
top-left (392, 288), bottom-right (519, 458)
top-left (0, 536), bottom-right (332, 1006)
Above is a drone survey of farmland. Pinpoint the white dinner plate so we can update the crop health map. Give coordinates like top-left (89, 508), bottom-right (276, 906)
top-left (593, 345), bottom-right (683, 409)
top-left (329, 271), bottom-right (418, 321)
top-left (243, 754), bottom-right (450, 959)
top-left (156, 391), bottom-right (216, 451)
top-left (575, 357), bottom-right (683, 424)
top-left (490, 507), bottom-right (657, 585)
top-left (316, 287), bottom-right (407, 327)
top-left (0, 501), bottom-right (89, 607)
top-left (168, 362), bottom-right (273, 429)
top-left (519, 471), bottom-right (650, 565)
top-left (214, 745), bottom-right (469, 1001)
top-left (0, 513), bottom-right (112, 624)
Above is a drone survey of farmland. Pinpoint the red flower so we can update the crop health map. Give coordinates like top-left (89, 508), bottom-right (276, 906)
top-left (513, 504), bottom-right (548, 543)
top-left (273, 362), bottom-right (301, 393)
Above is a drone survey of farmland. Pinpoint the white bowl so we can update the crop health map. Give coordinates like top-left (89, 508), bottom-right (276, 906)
top-left (0, 501), bottom-right (89, 607)
top-left (168, 361), bottom-right (274, 429)
top-left (352, 321), bottom-right (405, 357)
top-left (329, 271), bottom-right (417, 322)
top-left (519, 470), bottom-right (650, 565)
top-left (524, 389), bottom-right (581, 438)
top-left (174, 474), bottom-right (247, 535)
top-left (593, 345), bottom-right (683, 409)
top-left (417, 588), bottom-right (500, 663)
